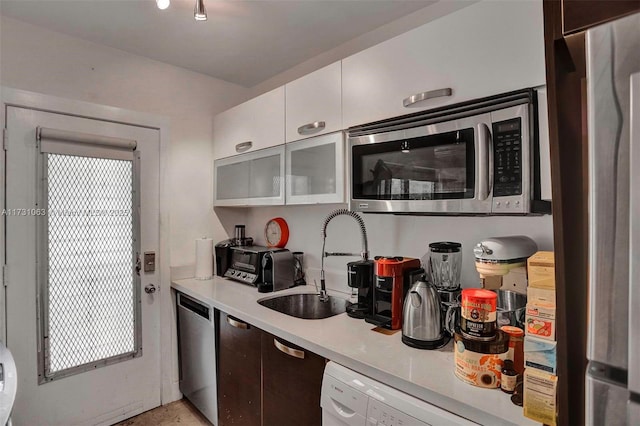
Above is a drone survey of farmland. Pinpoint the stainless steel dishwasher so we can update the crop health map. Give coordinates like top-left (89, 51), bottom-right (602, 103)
top-left (177, 292), bottom-right (217, 423)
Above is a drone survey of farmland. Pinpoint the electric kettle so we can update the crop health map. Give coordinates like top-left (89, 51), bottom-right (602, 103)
top-left (401, 278), bottom-right (446, 349)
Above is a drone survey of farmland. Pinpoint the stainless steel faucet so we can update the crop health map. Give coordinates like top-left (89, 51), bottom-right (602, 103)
top-left (320, 209), bottom-right (369, 302)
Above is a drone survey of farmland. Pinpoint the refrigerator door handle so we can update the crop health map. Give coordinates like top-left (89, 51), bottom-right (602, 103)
top-left (629, 71), bottom-right (640, 395)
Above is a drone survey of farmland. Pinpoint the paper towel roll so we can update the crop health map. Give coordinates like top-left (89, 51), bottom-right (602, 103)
top-left (195, 237), bottom-right (213, 280)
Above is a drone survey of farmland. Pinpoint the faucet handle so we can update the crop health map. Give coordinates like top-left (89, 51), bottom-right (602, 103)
top-left (313, 279), bottom-right (329, 302)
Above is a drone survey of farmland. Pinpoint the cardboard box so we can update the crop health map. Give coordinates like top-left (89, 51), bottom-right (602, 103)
top-left (524, 368), bottom-right (558, 425)
top-left (524, 336), bottom-right (557, 373)
top-left (527, 251), bottom-right (555, 289)
top-left (525, 304), bottom-right (556, 340)
top-left (527, 287), bottom-right (556, 307)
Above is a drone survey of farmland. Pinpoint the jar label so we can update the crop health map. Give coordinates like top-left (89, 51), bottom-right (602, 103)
top-left (501, 373), bottom-right (518, 392)
top-left (460, 290), bottom-right (498, 339)
top-left (454, 341), bottom-right (507, 388)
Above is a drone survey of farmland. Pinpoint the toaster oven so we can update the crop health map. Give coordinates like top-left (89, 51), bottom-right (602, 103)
top-left (224, 245), bottom-right (276, 285)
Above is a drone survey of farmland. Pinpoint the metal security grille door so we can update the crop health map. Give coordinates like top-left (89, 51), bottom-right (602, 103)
top-left (41, 152), bottom-right (140, 381)
top-left (6, 107), bottom-right (161, 425)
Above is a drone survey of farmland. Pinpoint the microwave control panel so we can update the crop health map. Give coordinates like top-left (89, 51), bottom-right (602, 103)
top-left (492, 118), bottom-right (522, 197)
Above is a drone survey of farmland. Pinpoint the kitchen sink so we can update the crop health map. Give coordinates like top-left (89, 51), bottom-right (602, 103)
top-left (258, 293), bottom-right (349, 319)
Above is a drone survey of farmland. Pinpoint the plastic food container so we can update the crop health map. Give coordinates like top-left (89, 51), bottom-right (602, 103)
top-left (454, 330), bottom-right (509, 388)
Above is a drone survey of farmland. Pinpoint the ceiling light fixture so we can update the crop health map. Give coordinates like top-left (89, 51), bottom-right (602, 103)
top-left (156, 0), bottom-right (170, 10)
top-left (194, 0), bottom-right (207, 21)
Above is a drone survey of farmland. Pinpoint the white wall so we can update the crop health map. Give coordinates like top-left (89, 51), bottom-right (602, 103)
top-left (0, 16), bottom-right (250, 268)
top-left (0, 15), bottom-right (249, 406)
top-left (237, 204), bottom-right (554, 293)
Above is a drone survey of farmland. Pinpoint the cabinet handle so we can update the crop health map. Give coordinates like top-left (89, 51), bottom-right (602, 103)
top-left (403, 88), bottom-right (452, 108)
top-left (226, 315), bottom-right (249, 329)
top-left (273, 338), bottom-right (305, 359)
top-left (235, 141), bottom-right (253, 153)
top-left (297, 121), bottom-right (326, 135)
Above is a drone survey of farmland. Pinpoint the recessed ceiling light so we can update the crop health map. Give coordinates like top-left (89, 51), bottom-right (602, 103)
top-left (156, 0), bottom-right (170, 10)
top-left (194, 0), bottom-right (207, 21)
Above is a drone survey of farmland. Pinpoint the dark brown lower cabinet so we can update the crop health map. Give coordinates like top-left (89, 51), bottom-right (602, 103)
top-left (217, 311), bottom-right (262, 426)
top-left (261, 332), bottom-right (325, 426)
top-left (217, 309), bottom-right (326, 426)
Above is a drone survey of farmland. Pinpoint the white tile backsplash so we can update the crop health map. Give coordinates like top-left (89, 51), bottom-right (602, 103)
top-left (233, 203), bottom-right (554, 290)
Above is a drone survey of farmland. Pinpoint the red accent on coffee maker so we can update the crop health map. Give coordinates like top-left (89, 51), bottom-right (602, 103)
top-left (366, 256), bottom-right (422, 330)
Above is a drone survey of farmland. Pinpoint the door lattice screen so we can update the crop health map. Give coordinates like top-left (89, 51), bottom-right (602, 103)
top-left (42, 153), bottom-right (139, 380)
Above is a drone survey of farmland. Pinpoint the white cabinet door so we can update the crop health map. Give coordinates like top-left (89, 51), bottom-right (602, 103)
top-left (213, 87), bottom-right (285, 159)
top-left (285, 132), bottom-right (345, 204)
top-left (214, 145), bottom-right (285, 206)
top-left (342, 0), bottom-right (545, 128)
top-left (285, 62), bottom-right (342, 143)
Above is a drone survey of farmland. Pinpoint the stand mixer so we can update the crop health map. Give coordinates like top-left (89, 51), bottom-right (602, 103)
top-left (473, 236), bottom-right (538, 293)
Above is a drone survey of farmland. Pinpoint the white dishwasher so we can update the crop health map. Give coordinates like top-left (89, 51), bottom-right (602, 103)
top-left (321, 362), bottom-right (476, 426)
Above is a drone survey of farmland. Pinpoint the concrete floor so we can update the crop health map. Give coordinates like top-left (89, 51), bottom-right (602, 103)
top-left (116, 399), bottom-right (211, 426)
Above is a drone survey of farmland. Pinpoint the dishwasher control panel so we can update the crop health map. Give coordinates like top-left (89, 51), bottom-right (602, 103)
top-left (367, 398), bottom-right (425, 426)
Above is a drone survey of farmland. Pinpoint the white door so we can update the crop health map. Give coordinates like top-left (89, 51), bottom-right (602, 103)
top-left (5, 106), bottom-right (161, 425)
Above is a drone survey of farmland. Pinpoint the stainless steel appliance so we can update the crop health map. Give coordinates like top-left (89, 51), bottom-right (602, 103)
top-left (494, 289), bottom-right (526, 329)
top-left (177, 293), bottom-right (217, 424)
top-left (224, 245), bottom-right (276, 285)
top-left (402, 277), bottom-right (446, 349)
top-left (215, 225), bottom-right (253, 277)
top-left (233, 224), bottom-right (254, 246)
top-left (259, 249), bottom-right (295, 293)
top-left (586, 12), bottom-right (640, 425)
top-left (348, 89), bottom-right (551, 215)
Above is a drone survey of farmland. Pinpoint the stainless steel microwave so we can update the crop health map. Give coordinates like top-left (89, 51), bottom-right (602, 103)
top-left (348, 89), bottom-right (551, 215)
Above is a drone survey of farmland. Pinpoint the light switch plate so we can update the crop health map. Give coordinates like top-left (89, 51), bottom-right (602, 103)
top-left (144, 251), bottom-right (155, 273)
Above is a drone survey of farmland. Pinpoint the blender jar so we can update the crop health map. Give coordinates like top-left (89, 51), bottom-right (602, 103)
top-left (428, 242), bottom-right (462, 290)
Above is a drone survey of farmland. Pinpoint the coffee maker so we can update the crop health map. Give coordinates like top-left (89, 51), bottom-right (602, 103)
top-left (365, 256), bottom-right (422, 330)
top-left (259, 250), bottom-right (294, 293)
top-left (346, 259), bottom-right (374, 319)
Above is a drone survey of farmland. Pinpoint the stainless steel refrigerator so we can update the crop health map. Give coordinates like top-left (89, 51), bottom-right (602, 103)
top-left (586, 11), bottom-right (640, 425)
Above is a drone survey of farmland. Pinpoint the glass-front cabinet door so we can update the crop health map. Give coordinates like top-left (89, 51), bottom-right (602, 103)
top-left (214, 145), bottom-right (285, 206)
top-left (285, 132), bottom-right (345, 204)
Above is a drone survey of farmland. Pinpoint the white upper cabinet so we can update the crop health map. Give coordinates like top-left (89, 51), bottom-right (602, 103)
top-left (214, 145), bottom-right (285, 206)
top-left (342, 0), bottom-right (546, 128)
top-left (213, 87), bottom-right (285, 159)
top-left (285, 131), bottom-right (345, 204)
top-left (285, 62), bottom-right (342, 143)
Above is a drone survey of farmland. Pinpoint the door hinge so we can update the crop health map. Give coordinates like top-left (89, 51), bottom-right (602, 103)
top-left (3, 264), bottom-right (8, 287)
top-left (3, 128), bottom-right (7, 151)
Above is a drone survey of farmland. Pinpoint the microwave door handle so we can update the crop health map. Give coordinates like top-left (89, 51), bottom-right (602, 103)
top-left (477, 123), bottom-right (492, 201)
top-left (629, 72), bottom-right (640, 395)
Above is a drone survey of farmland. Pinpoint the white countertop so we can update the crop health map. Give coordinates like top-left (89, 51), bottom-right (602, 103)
top-left (171, 277), bottom-right (538, 426)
